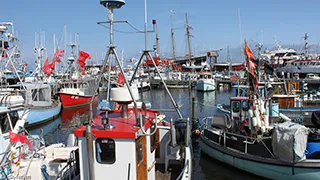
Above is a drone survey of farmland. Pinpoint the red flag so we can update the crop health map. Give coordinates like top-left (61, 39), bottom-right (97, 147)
top-left (77, 51), bottom-right (91, 69)
top-left (55, 49), bottom-right (65, 57)
top-left (43, 58), bottom-right (51, 76)
top-left (117, 72), bottom-right (125, 85)
top-left (244, 41), bottom-right (256, 60)
top-left (50, 56), bottom-right (61, 71)
top-left (248, 59), bottom-right (257, 75)
top-left (9, 132), bottom-right (32, 149)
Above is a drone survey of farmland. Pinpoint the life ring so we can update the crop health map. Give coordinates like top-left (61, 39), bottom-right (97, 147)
top-left (240, 119), bottom-right (250, 136)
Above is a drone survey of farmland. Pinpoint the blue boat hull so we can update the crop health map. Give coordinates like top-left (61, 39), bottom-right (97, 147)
top-left (25, 101), bottom-right (62, 128)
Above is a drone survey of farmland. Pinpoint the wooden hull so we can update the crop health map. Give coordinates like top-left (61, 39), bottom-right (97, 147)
top-left (59, 93), bottom-right (98, 108)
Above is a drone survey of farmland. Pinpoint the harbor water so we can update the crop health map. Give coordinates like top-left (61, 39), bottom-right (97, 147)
top-left (29, 88), bottom-right (266, 180)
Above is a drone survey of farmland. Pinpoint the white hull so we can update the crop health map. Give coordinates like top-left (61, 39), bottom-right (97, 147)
top-left (197, 80), bottom-right (216, 91)
top-left (200, 133), bottom-right (320, 180)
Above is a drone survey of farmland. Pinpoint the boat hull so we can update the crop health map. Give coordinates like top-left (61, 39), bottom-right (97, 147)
top-left (59, 93), bottom-right (98, 108)
top-left (197, 80), bottom-right (216, 91)
top-left (200, 133), bottom-right (320, 180)
top-left (25, 101), bottom-right (62, 128)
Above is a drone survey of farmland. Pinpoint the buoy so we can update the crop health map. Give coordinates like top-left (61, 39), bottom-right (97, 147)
top-left (252, 117), bottom-right (258, 126)
top-left (264, 115), bottom-right (269, 127)
top-left (257, 116), bottom-right (262, 127)
top-left (248, 109), bottom-right (254, 117)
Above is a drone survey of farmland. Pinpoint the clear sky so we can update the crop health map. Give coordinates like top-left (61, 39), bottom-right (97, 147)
top-left (3, 0), bottom-right (320, 68)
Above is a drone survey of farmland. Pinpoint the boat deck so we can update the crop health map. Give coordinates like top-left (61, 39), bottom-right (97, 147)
top-left (155, 161), bottom-right (183, 180)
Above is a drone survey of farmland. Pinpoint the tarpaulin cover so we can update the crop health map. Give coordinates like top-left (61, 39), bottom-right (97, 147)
top-left (272, 121), bottom-right (309, 162)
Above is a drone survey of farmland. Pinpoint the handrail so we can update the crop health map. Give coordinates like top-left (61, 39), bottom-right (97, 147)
top-left (54, 150), bottom-right (77, 180)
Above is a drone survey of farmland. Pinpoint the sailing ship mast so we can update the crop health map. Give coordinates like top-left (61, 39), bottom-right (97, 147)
top-left (185, 13), bottom-right (193, 63)
top-left (170, 10), bottom-right (176, 61)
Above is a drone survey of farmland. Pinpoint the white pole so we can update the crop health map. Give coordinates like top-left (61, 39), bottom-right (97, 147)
top-left (144, 0), bottom-right (148, 50)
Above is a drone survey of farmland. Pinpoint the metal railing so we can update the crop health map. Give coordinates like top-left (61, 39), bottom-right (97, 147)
top-left (55, 150), bottom-right (79, 180)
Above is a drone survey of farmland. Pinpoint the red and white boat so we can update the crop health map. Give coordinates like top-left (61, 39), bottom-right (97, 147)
top-left (58, 77), bottom-right (98, 108)
top-left (70, 87), bottom-right (192, 180)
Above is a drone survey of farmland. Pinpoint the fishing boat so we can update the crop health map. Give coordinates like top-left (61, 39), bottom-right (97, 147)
top-left (57, 44), bottom-right (98, 108)
top-left (196, 69), bottom-right (216, 92)
top-left (58, 77), bottom-right (98, 108)
top-left (200, 41), bottom-right (320, 179)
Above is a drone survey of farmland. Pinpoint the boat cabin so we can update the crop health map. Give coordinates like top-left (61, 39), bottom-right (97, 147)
top-left (198, 72), bottom-right (213, 80)
top-left (73, 87), bottom-right (192, 180)
top-left (23, 83), bottom-right (52, 107)
top-left (58, 78), bottom-right (97, 96)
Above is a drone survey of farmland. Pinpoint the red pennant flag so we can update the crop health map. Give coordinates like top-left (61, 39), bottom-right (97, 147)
top-left (9, 132), bottom-right (32, 149)
top-left (77, 51), bottom-right (91, 69)
top-left (55, 49), bottom-right (65, 57)
top-left (244, 41), bottom-right (256, 60)
top-left (248, 59), bottom-right (257, 75)
top-left (50, 56), bottom-right (61, 71)
top-left (117, 72), bottom-right (125, 85)
top-left (43, 58), bottom-right (51, 76)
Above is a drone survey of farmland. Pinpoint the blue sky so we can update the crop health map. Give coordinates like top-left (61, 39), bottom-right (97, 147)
top-left (3, 0), bottom-right (320, 69)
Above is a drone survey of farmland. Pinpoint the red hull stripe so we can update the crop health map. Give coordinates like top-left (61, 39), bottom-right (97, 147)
top-left (59, 93), bottom-right (98, 108)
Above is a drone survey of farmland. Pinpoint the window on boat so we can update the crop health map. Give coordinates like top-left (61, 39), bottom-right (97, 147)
top-left (0, 111), bottom-right (18, 134)
top-left (232, 101), bottom-right (240, 113)
top-left (96, 138), bottom-right (116, 164)
top-left (150, 125), bottom-right (159, 154)
top-left (300, 62), bottom-right (303, 66)
top-left (137, 139), bottom-right (143, 165)
top-left (242, 100), bottom-right (249, 111)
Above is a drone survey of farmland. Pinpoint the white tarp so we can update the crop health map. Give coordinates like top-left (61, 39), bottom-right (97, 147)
top-left (272, 121), bottom-right (309, 162)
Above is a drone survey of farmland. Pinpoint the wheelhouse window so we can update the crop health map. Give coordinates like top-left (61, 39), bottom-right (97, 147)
top-left (96, 138), bottom-right (116, 164)
top-left (232, 101), bottom-right (240, 113)
top-left (136, 139), bottom-right (143, 164)
top-left (0, 111), bottom-right (19, 134)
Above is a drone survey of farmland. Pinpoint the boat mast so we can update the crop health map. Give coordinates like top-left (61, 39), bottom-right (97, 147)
top-left (155, 22), bottom-right (160, 56)
top-left (256, 43), bottom-right (263, 82)
top-left (227, 46), bottom-right (232, 77)
top-left (170, 10), bottom-right (176, 61)
top-left (304, 33), bottom-right (309, 56)
top-left (63, 25), bottom-right (67, 73)
top-left (185, 13), bottom-right (192, 62)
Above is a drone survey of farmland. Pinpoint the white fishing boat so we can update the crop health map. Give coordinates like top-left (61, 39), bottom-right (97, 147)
top-left (196, 70), bottom-right (216, 92)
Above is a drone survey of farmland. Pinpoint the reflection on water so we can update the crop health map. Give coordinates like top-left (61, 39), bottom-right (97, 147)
top-left (30, 88), bottom-right (262, 179)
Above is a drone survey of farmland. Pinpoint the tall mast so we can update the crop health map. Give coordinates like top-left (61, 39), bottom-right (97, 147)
top-left (64, 25), bottom-right (67, 73)
top-left (227, 46), bottom-right (232, 76)
top-left (185, 13), bottom-right (192, 62)
top-left (155, 23), bottom-right (160, 55)
top-left (304, 33), bottom-right (309, 56)
top-left (170, 10), bottom-right (176, 61)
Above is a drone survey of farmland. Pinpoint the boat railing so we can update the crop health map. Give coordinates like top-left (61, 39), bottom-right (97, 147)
top-left (54, 150), bottom-right (79, 180)
top-left (175, 159), bottom-right (189, 180)
top-left (202, 116), bottom-right (275, 158)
